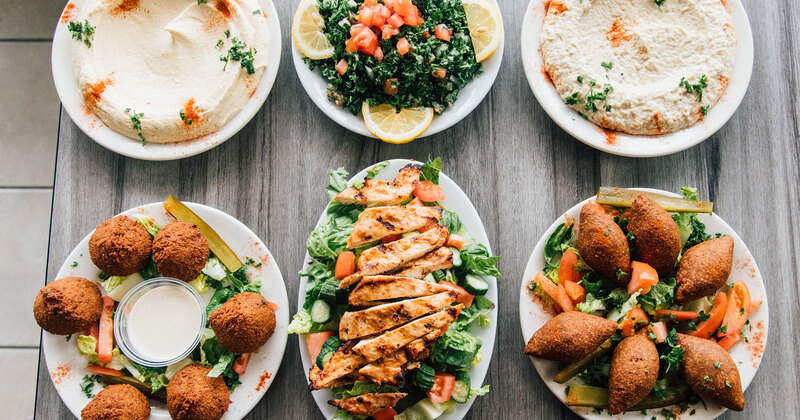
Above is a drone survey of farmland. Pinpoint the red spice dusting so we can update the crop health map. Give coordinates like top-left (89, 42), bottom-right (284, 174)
top-left (718, 75), bottom-right (729, 92)
top-left (598, 127), bottom-right (618, 145)
top-left (84, 78), bottom-right (112, 112)
top-left (540, 66), bottom-right (554, 87)
top-left (215, 0), bottom-right (232, 19)
top-left (545, 0), bottom-right (568, 16)
top-left (720, 0), bottom-right (728, 8)
top-left (51, 364), bottom-right (71, 385)
top-left (652, 113), bottom-right (665, 134)
top-left (748, 321), bottom-right (765, 368)
top-left (256, 371), bottom-right (272, 391)
top-left (61, 3), bottom-right (77, 23)
top-left (606, 18), bottom-right (633, 47)
top-left (110, 0), bottom-right (140, 16)
top-left (181, 99), bottom-right (202, 127)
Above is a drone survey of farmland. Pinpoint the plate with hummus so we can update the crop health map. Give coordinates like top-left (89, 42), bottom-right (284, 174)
top-left (521, 0), bottom-right (754, 157)
top-left (52, 0), bottom-right (281, 160)
top-left (38, 197), bottom-right (289, 419)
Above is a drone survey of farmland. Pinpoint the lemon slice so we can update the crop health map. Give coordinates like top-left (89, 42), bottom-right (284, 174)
top-left (292, 0), bottom-right (334, 59)
top-left (362, 103), bottom-right (434, 144)
top-left (462, 0), bottom-right (502, 63)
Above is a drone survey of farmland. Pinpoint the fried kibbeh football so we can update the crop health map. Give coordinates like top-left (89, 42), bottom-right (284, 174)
top-left (524, 311), bottom-right (617, 362)
top-left (167, 364), bottom-right (231, 420)
top-left (152, 221), bottom-right (209, 282)
top-left (81, 384), bottom-right (150, 420)
top-left (88, 215), bottom-right (152, 276)
top-left (677, 333), bottom-right (745, 411)
top-left (608, 331), bottom-right (659, 414)
top-left (33, 277), bottom-right (102, 335)
top-left (577, 201), bottom-right (631, 284)
top-left (627, 194), bottom-right (681, 277)
top-left (675, 236), bottom-right (734, 305)
top-left (209, 292), bottom-right (276, 354)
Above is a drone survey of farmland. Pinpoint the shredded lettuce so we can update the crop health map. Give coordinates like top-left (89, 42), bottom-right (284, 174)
top-left (471, 385), bottom-right (490, 396)
top-left (638, 277), bottom-right (676, 312)
top-left (77, 335), bottom-right (98, 363)
top-left (576, 293), bottom-right (606, 313)
top-left (133, 214), bottom-right (160, 237)
top-left (543, 223), bottom-right (574, 268)
top-left (306, 215), bottom-right (354, 260)
top-left (287, 311), bottom-right (313, 334)
top-left (202, 257), bottom-right (228, 280)
top-left (188, 274), bottom-right (210, 294)
top-left (608, 292), bottom-right (640, 322)
top-left (327, 167), bottom-right (350, 198)
top-left (365, 161), bottom-right (389, 180)
top-left (430, 328), bottom-right (482, 369)
top-left (459, 242), bottom-right (501, 278)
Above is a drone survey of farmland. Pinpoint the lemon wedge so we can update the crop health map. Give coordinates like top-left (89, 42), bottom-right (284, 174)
top-left (462, 0), bottom-right (502, 63)
top-left (292, 0), bottom-right (334, 59)
top-left (362, 103), bottom-right (434, 144)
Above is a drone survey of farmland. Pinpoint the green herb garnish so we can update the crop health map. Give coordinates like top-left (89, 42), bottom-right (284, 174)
top-left (124, 108), bottom-right (146, 145)
top-left (700, 105), bottom-right (709, 116)
top-left (220, 37), bottom-right (256, 74)
top-left (601, 61), bottom-right (613, 70)
top-left (679, 75), bottom-right (709, 102)
top-left (253, 9), bottom-right (261, 15)
top-left (67, 20), bottom-right (95, 47)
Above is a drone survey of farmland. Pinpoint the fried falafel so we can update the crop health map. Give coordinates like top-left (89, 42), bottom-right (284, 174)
top-left (524, 311), bottom-right (618, 362)
top-left (608, 331), bottom-right (659, 414)
top-left (209, 292), bottom-right (276, 354)
top-left (81, 384), bottom-right (150, 420)
top-left (167, 364), bottom-right (231, 420)
top-left (627, 194), bottom-right (681, 277)
top-left (89, 215), bottom-right (152, 276)
top-left (577, 201), bottom-right (631, 284)
top-left (678, 333), bottom-right (745, 411)
top-left (675, 236), bottom-right (734, 305)
top-left (152, 221), bottom-right (209, 282)
top-left (33, 277), bottom-right (102, 335)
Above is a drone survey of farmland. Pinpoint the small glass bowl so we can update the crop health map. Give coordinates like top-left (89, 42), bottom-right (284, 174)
top-left (114, 277), bottom-right (206, 367)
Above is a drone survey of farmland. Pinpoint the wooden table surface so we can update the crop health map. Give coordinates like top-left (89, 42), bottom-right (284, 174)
top-left (36, 0), bottom-right (800, 418)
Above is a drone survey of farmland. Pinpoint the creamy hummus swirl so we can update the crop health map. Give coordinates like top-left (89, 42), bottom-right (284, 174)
top-left (72, 0), bottom-right (269, 143)
top-left (541, 0), bottom-right (736, 135)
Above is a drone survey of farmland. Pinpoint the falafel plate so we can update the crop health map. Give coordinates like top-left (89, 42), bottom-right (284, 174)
top-left (37, 198), bottom-right (289, 420)
top-left (288, 158), bottom-right (500, 419)
top-left (519, 187), bottom-right (768, 419)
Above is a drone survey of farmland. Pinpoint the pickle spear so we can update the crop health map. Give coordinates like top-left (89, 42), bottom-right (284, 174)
top-left (163, 195), bottom-right (243, 272)
top-left (596, 187), bottom-right (713, 213)
top-left (554, 338), bottom-right (615, 384)
top-left (565, 384), bottom-right (690, 410)
top-left (98, 374), bottom-right (167, 402)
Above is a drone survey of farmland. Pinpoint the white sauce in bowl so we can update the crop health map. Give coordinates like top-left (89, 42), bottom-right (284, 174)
top-left (127, 286), bottom-right (203, 361)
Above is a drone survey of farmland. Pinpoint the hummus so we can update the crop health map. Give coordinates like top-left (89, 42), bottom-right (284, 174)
top-left (540, 0), bottom-right (736, 135)
top-left (71, 0), bottom-right (269, 143)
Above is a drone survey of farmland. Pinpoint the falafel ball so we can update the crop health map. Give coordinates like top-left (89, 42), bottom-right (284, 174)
top-left (33, 277), bottom-right (102, 335)
top-left (152, 221), bottom-right (209, 282)
top-left (209, 292), bottom-right (276, 354)
top-left (167, 364), bottom-right (231, 420)
top-left (89, 215), bottom-right (152, 276)
top-left (81, 384), bottom-right (150, 420)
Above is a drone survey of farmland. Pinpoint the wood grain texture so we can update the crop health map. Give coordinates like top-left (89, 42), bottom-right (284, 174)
top-left (35, 0), bottom-right (800, 418)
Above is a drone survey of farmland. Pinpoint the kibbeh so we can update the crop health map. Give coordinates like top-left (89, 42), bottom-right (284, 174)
top-left (608, 332), bottom-right (659, 414)
top-left (678, 333), bottom-right (745, 411)
top-left (577, 201), bottom-right (630, 284)
top-left (524, 311), bottom-right (617, 362)
top-left (675, 236), bottom-right (734, 305)
top-left (627, 194), bottom-right (681, 277)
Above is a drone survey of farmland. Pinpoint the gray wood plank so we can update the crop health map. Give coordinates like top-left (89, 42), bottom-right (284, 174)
top-left (35, 0), bottom-right (800, 418)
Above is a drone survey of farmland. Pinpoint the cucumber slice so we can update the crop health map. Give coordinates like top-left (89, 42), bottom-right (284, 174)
top-left (402, 230), bottom-right (421, 238)
top-left (310, 300), bottom-right (332, 324)
top-left (462, 274), bottom-right (489, 296)
top-left (422, 273), bottom-right (435, 283)
top-left (450, 247), bottom-right (462, 267)
top-left (394, 399), bottom-right (448, 420)
top-left (318, 280), bottom-right (338, 303)
top-left (315, 335), bottom-right (342, 369)
top-left (450, 379), bottom-right (470, 403)
top-left (412, 363), bottom-right (435, 391)
top-left (432, 270), bottom-right (446, 282)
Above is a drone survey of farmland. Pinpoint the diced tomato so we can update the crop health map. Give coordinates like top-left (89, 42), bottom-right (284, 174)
top-left (563, 280), bottom-right (586, 303)
top-left (397, 37), bottom-right (410, 55)
top-left (388, 13), bottom-right (404, 29)
top-left (345, 38), bottom-right (358, 53)
top-left (435, 24), bottom-right (452, 41)
top-left (350, 23), bottom-right (366, 37)
top-left (413, 180), bottom-right (446, 202)
top-left (306, 331), bottom-right (334, 361)
top-left (233, 353), bottom-right (251, 375)
top-left (692, 292), bottom-right (728, 339)
top-left (421, 30), bottom-right (430, 38)
top-left (427, 372), bottom-right (456, 403)
top-left (445, 234), bottom-right (467, 249)
top-left (654, 310), bottom-right (699, 321)
top-left (628, 261), bottom-right (659, 294)
top-left (717, 280), bottom-right (751, 338)
top-left (384, 0), bottom-right (396, 9)
top-left (394, 0), bottom-right (413, 16)
top-left (382, 234), bottom-right (402, 243)
top-left (439, 281), bottom-right (474, 308)
top-left (372, 407), bottom-right (398, 420)
top-left (87, 365), bottom-right (124, 376)
top-left (432, 67), bottom-right (447, 78)
top-left (558, 248), bottom-right (580, 284)
top-left (407, 197), bottom-right (424, 207)
top-left (649, 322), bottom-right (668, 343)
top-left (381, 25), bottom-right (399, 40)
top-left (376, 4), bottom-right (392, 19)
top-left (533, 272), bottom-right (573, 312)
top-left (364, 0), bottom-right (378, 8)
top-left (97, 296), bottom-right (115, 364)
top-left (359, 7), bottom-right (374, 26)
top-left (374, 46), bottom-right (384, 61)
top-left (335, 59), bottom-right (348, 75)
top-left (418, 224), bottom-right (438, 233)
top-left (335, 251), bottom-right (356, 279)
top-left (717, 333), bottom-right (741, 351)
top-left (384, 78), bottom-right (399, 94)
top-left (620, 307), bottom-right (649, 337)
top-left (86, 323), bottom-right (99, 352)
top-left (404, 6), bottom-right (423, 26)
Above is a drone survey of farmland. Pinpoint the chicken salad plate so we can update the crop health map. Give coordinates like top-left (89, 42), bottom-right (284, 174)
top-left (289, 158), bottom-right (500, 419)
top-left (39, 198), bottom-right (289, 419)
top-left (519, 187), bottom-right (767, 419)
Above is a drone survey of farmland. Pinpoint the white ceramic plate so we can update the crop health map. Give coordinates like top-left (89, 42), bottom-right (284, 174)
top-left (520, 0), bottom-right (754, 157)
top-left (42, 202), bottom-right (290, 420)
top-left (518, 188), bottom-right (769, 419)
top-left (292, 1), bottom-right (504, 140)
top-left (51, 0), bottom-right (282, 161)
top-left (297, 159), bottom-right (499, 418)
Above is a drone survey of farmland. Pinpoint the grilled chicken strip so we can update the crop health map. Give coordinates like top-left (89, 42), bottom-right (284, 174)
top-left (340, 226), bottom-right (449, 289)
top-left (357, 351), bottom-right (410, 386)
top-left (348, 276), bottom-right (452, 306)
top-left (328, 393), bottom-right (407, 416)
top-left (395, 247), bottom-right (454, 279)
top-left (310, 343), bottom-right (369, 390)
top-left (339, 292), bottom-right (456, 340)
top-left (334, 165), bottom-right (420, 208)
top-left (347, 205), bottom-right (442, 249)
top-left (406, 325), bottom-right (449, 361)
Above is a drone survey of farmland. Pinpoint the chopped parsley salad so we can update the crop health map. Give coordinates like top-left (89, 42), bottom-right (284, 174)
top-left (528, 187), bottom-right (762, 415)
top-left (288, 159), bottom-right (501, 419)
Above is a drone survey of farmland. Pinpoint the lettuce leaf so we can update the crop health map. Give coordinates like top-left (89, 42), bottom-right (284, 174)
top-left (430, 328), bottom-right (482, 369)
top-left (638, 277), bottom-right (676, 312)
top-left (306, 215), bottom-right (354, 260)
top-left (543, 223), bottom-right (574, 268)
top-left (327, 167), bottom-right (350, 198)
top-left (420, 157), bottom-right (442, 184)
top-left (576, 293), bottom-right (606, 313)
top-left (459, 242), bottom-right (501, 278)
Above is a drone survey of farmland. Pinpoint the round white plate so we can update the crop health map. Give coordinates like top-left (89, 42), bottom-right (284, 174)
top-left (292, 2), bottom-right (504, 140)
top-left (51, 0), bottom-right (282, 161)
top-left (297, 159), bottom-right (499, 418)
top-left (518, 188), bottom-right (768, 419)
top-left (520, 0), bottom-right (754, 157)
top-left (41, 202), bottom-right (290, 420)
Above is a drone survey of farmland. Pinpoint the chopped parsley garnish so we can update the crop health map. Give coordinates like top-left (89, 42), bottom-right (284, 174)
top-left (70, 261), bottom-right (78, 267)
top-left (80, 375), bottom-right (101, 398)
top-left (197, 0), bottom-right (207, 4)
top-left (701, 105), bottom-right (709, 116)
top-left (224, 29), bottom-right (231, 38)
top-left (67, 20), bottom-right (95, 47)
top-left (718, 323), bottom-right (728, 334)
top-left (654, 0), bottom-right (666, 8)
top-left (179, 109), bottom-right (193, 125)
top-left (565, 92), bottom-right (583, 105)
top-left (577, 75), bottom-right (584, 83)
top-left (65, 334), bottom-right (72, 341)
top-left (253, 9), bottom-right (261, 15)
top-left (725, 380), bottom-right (733, 388)
top-left (605, 105), bottom-right (612, 112)
top-left (660, 329), bottom-right (684, 374)
top-left (220, 37), bottom-right (256, 74)
top-left (704, 375), bottom-right (711, 382)
top-left (124, 108), bottom-right (146, 145)
top-left (715, 361), bottom-right (721, 368)
top-left (215, 39), bottom-right (224, 49)
top-left (679, 75), bottom-right (709, 102)
top-left (601, 61), bottom-right (613, 70)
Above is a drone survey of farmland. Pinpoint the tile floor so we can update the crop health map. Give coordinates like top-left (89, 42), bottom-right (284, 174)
top-left (0, 1), bottom-right (65, 418)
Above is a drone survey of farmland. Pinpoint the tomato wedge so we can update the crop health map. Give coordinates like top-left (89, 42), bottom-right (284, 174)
top-left (233, 353), bottom-right (251, 375)
top-left (427, 372), bottom-right (456, 403)
top-left (620, 307), bottom-right (649, 337)
top-left (372, 407), bottom-right (398, 420)
top-left (654, 310), bottom-right (699, 322)
top-left (97, 296), bottom-right (115, 364)
top-left (717, 333), bottom-right (741, 351)
top-left (445, 234), bottom-right (467, 249)
top-left (87, 365), bottom-right (124, 376)
top-left (692, 292), bottom-right (728, 338)
top-left (382, 234), bottom-right (402, 244)
top-left (559, 248), bottom-right (580, 284)
top-left (533, 272), bottom-right (573, 312)
top-left (413, 180), bottom-right (446, 202)
top-left (628, 261), bottom-right (659, 294)
top-left (306, 331), bottom-right (334, 361)
top-left (335, 251), bottom-right (356, 279)
top-left (563, 280), bottom-right (586, 303)
top-left (717, 280), bottom-right (751, 338)
top-left (439, 281), bottom-right (474, 308)
top-left (649, 322), bottom-right (668, 343)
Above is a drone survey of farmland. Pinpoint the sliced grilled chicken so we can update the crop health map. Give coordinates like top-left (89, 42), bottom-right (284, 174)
top-left (340, 226), bottom-right (449, 289)
top-left (395, 247), bottom-right (454, 278)
top-left (351, 305), bottom-right (462, 362)
top-left (328, 393), bottom-right (407, 416)
top-left (348, 276), bottom-right (452, 306)
top-left (339, 292), bottom-right (456, 340)
top-left (334, 165), bottom-right (420, 207)
top-left (347, 205), bottom-right (442, 249)
top-left (357, 351), bottom-right (409, 386)
top-left (406, 325), bottom-right (449, 361)
top-left (310, 344), bottom-right (369, 390)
